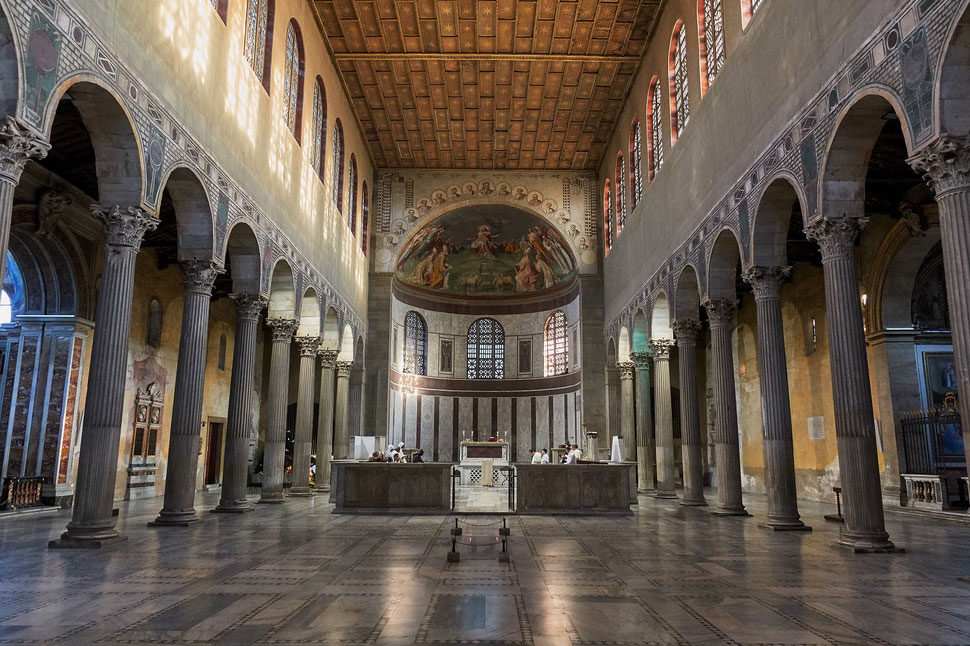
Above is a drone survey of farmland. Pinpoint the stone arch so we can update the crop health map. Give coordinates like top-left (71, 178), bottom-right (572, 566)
top-left (5, 226), bottom-right (79, 316)
top-left (223, 220), bottom-right (261, 294)
top-left (820, 88), bottom-right (913, 221)
top-left (297, 286), bottom-right (320, 337)
top-left (321, 305), bottom-right (340, 350)
top-left (353, 335), bottom-right (364, 368)
top-left (43, 77), bottom-right (144, 207)
top-left (750, 174), bottom-right (808, 267)
top-left (632, 309), bottom-right (649, 352)
top-left (617, 325), bottom-right (631, 358)
top-left (673, 264), bottom-right (702, 321)
top-left (158, 165), bottom-right (216, 262)
top-left (651, 291), bottom-right (672, 339)
top-left (0, 3), bottom-right (20, 117)
top-left (267, 258), bottom-right (296, 318)
top-left (936, 0), bottom-right (970, 136)
top-left (606, 337), bottom-right (617, 364)
top-left (707, 227), bottom-right (743, 301)
top-left (337, 322), bottom-right (355, 361)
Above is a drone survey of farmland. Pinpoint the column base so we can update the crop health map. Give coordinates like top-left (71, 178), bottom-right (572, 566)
top-left (288, 487), bottom-right (314, 497)
top-left (149, 510), bottom-right (200, 527)
top-left (711, 507), bottom-right (750, 517)
top-left (654, 491), bottom-right (678, 499)
top-left (313, 484), bottom-right (331, 493)
top-left (759, 520), bottom-right (812, 532)
top-left (637, 487), bottom-right (655, 494)
top-left (258, 494), bottom-right (285, 504)
top-left (49, 533), bottom-right (127, 550)
top-left (211, 501), bottom-right (254, 513)
top-left (680, 499), bottom-right (708, 507)
top-left (836, 531), bottom-right (903, 553)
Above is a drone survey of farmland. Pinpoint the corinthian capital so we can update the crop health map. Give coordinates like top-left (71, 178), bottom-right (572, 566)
top-left (617, 360), bottom-right (635, 379)
top-left (335, 360), bottom-right (353, 377)
top-left (267, 317), bottom-right (298, 342)
top-left (297, 335), bottom-right (321, 356)
top-left (631, 350), bottom-right (652, 370)
top-left (230, 293), bottom-right (267, 321)
top-left (671, 319), bottom-right (702, 344)
top-left (180, 259), bottom-right (223, 295)
top-left (703, 298), bottom-right (740, 326)
top-left (803, 216), bottom-right (867, 262)
top-left (0, 117), bottom-right (50, 184)
top-left (648, 338), bottom-right (676, 359)
top-left (91, 204), bottom-right (159, 248)
top-left (907, 134), bottom-right (970, 197)
top-left (741, 266), bottom-right (791, 303)
top-left (317, 348), bottom-right (338, 367)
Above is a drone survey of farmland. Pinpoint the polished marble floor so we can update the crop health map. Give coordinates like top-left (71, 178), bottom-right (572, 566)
top-left (1, 491), bottom-right (969, 645)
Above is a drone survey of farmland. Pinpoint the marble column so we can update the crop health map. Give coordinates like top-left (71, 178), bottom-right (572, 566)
top-left (151, 260), bottom-right (223, 526)
top-left (333, 361), bottom-right (353, 459)
top-left (314, 349), bottom-right (337, 492)
top-left (805, 216), bottom-right (895, 551)
top-left (632, 351), bottom-right (655, 493)
top-left (52, 206), bottom-right (159, 546)
top-left (0, 117), bottom-right (50, 281)
top-left (704, 299), bottom-right (748, 516)
top-left (213, 294), bottom-right (267, 513)
top-left (650, 339), bottom-right (677, 499)
top-left (290, 336), bottom-right (320, 496)
top-left (672, 320), bottom-right (706, 506)
top-left (909, 136), bottom-right (970, 473)
top-left (618, 360), bottom-right (636, 462)
top-left (260, 318), bottom-right (298, 504)
top-left (741, 268), bottom-right (809, 530)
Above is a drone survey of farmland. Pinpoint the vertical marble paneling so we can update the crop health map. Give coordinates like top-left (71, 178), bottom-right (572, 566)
top-left (58, 335), bottom-right (84, 484)
top-left (535, 396), bottom-right (549, 451)
top-left (553, 394), bottom-right (566, 447)
top-left (404, 391), bottom-right (417, 448)
top-left (458, 398), bottom-right (473, 444)
top-left (478, 397), bottom-right (491, 440)
top-left (439, 396), bottom-right (453, 461)
top-left (41, 334), bottom-right (71, 480)
top-left (0, 336), bottom-right (20, 479)
top-left (10, 333), bottom-right (39, 477)
top-left (420, 394), bottom-right (434, 452)
top-left (517, 397), bottom-right (532, 457)
top-left (497, 397), bottom-right (512, 453)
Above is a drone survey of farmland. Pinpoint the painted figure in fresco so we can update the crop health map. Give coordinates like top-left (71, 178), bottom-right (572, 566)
top-left (528, 226), bottom-right (557, 269)
top-left (535, 256), bottom-right (558, 289)
top-left (480, 181), bottom-right (494, 196)
top-left (427, 247), bottom-right (451, 289)
top-left (470, 225), bottom-right (498, 257)
top-left (514, 252), bottom-right (540, 292)
top-left (409, 246), bottom-right (437, 285)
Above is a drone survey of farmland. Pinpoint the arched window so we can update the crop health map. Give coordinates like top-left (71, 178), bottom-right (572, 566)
top-left (403, 311), bottom-right (427, 376)
top-left (147, 298), bottom-right (163, 348)
top-left (669, 23), bottom-right (690, 140)
top-left (603, 180), bottom-right (613, 254)
top-left (331, 119), bottom-right (344, 212)
top-left (648, 77), bottom-right (664, 180)
top-left (348, 153), bottom-right (358, 235)
top-left (311, 77), bottom-right (327, 179)
top-left (282, 20), bottom-right (305, 141)
top-left (361, 181), bottom-right (369, 255)
top-left (467, 318), bottom-right (504, 379)
top-left (630, 119), bottom-right (643, 209)
top-left (244, 0), bottom-right (274, 91)
top-left (208, 0), bottom-right (228, 23)
top-left (615, 154), bottom-right (627, 234)
top-left (0, 290), bottom-right (11, 325)
top-left (699, 0), bottom-right (725, 91)
top-left (543, 310), bottom-right (568, 377)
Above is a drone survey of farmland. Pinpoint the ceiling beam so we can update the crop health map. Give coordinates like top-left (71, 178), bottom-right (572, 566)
top-left (332, 52), bottom-right (642, 63)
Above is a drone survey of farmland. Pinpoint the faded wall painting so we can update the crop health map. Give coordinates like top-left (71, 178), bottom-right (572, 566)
top-left (395, 205), bottom-right (577, 298)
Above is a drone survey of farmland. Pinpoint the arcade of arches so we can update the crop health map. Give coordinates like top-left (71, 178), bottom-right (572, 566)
top-left (0, 0), bottom-right (969, 643)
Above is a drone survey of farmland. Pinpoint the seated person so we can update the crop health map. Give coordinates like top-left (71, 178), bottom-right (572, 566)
top-left (412, 449), bottom-right (425, 463)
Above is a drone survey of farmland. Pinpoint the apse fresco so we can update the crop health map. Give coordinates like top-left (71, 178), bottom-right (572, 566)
top-left (395, 207), bottom-right (577, 297)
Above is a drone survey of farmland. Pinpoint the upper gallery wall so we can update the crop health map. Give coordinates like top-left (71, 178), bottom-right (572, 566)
top-left (597, 0), bottom-right (909, 325)
top-left (41, 0), bottom-right (373, 320)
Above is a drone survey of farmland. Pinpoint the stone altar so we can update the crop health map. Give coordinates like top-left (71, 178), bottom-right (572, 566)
top-left (331, 462), bottom-right (452, 513)
top-left (514, 464), bottom-right (632, 514)
top-left (456, 441), bottom-right (508, 485)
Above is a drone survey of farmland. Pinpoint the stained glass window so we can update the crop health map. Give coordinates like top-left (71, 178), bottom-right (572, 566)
top-left (244, 0), bottom-right (270, 85)
top-left (630, 119), bottom-right (643, 209)
top-left (603, 180), bottom-right (612, 254)
top-left (616, 154), bottom-right (627, 233)
top-left (348, 154), bottom-right (358, 235)
top-left (311, 78), bottom-right (327, 179)
top-left (282, 22), bottom-right (303, 138)
top-left (332, 119), bottom-right (344, 211)
top-left (467, 318), bottom-right (504, 379)
top-left (649, 78), bottom-right (664, 180)
top-left (543, 311), bottom-right (568, 377)
top-left (403, 311), bottom-right (427, 376)
top-left (361, 182), bottom-right (369, 255)
top-left (703, 0), bottom-right (725, 87)
top-left (672, 25), bottom-right (690, 138)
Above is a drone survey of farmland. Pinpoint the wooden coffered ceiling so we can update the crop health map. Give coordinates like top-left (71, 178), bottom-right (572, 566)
top-left (308, 0), bottom-right (664, 170)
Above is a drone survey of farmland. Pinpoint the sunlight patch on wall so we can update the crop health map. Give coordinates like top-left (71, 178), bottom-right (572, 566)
top-left (158, 1), bottom-right (212, 86)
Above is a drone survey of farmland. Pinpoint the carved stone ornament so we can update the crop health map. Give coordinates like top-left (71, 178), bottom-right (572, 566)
top-left (180, 259), bottom-right (224, 294)
top-left (703, 298), bottom-right (741, 325)
top-left (631, 350), bottom-right (652, 370)
top-left (648, 338), bottom-right (676, 359)
top-left (91, 204), bottom-right (160, 248)
top-left (741, 266), bottom-right (791, 303)
top-left (0, 117), bottom-right (50, 184)
top-left (671, 319), bottom-right (702, 342)
top-left (297, 336), bottom-right (321, 356)
top-left (803, 216), bottom-right (868, 262)
top-left (35, 189), bottom-right (72, 238)
top-left (317, 348), bottom-right (338, 367)
top-left (229, 293), bottom-right (268, 321)
top-left (136, 380), bottom-right (163, 401)
top-left (335, 360), bottom-right (353, 378)
top-left (267, 317), bottom-right (299, 342)
top-left (907, 134), bottom-right (970, 198)
top-left (617, 360), bottom-right (636, 379)
top-left (897, 201), bottom-right (926, 237)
